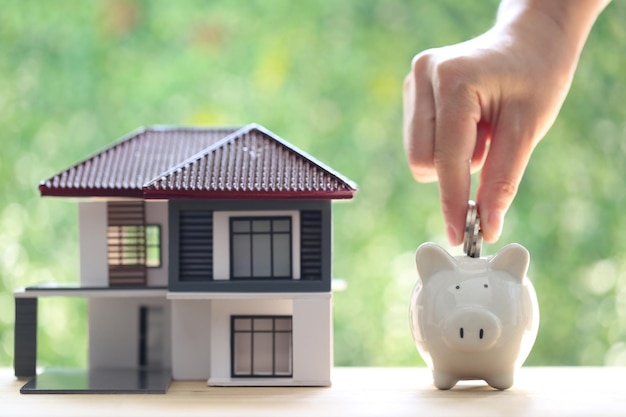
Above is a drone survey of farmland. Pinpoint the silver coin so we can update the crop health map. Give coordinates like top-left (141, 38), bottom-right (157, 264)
top-left (464, 200), bottom-right (482, 258)
top-left (463, 200), bottom-right (477, 254)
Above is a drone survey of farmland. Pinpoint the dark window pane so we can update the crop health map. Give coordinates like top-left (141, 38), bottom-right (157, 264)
top-left (233, 333), bottom-right (252, 375)
top-left (253, 318), bottom-right (273, 331)
top-left (272, 234), bottom-right (290, 277)
top-left (272, 219), bottom-right (291, 232)
top-left (274, 318), bottom-right (292, 331)
top-left (234, 318), bottom-right (252, 331)
top-left (232, 234), bottom-right (251, 277)
top-left (252, 220), bottom-right (271, 232)
top-left (274, 332), bottom-right (292, 375)
top-left (252, 234), bottom-right (271, 276)
top-left (232, 220), bottom-right (251, 233)
top-left (253, 333), bottom-right (273, 375)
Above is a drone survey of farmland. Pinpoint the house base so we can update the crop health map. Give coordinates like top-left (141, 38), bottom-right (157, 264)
top-left (20, 368), bottom-right (171, 394)
top-left (208, 377), bottom-right (331, 387)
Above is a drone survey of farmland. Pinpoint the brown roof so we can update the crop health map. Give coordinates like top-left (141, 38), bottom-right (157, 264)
top-left (40, 124), bottom-right (357, 200)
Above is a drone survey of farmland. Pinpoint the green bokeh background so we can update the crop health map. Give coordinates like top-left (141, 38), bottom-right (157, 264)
top-left (2, 0), bottom-right (626, 369)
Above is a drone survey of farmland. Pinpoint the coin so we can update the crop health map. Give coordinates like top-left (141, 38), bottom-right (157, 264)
top-left (464, 200), bottom-right (482, 258)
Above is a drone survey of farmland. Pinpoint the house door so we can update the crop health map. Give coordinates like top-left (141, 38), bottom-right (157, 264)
top-left (139, 306), bottom-right (164, 368)
top-left (231, 316), bottom-right (292, 377)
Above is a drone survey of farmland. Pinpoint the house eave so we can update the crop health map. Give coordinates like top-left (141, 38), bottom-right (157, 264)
top-left (39, 186), bottom-right (356, 201)
top-left (166, 291), bottom-right (331, 300)
top-left (142, 189), bottom-right (356, 200)
top-left (39, 185), bottom-right (144, 198)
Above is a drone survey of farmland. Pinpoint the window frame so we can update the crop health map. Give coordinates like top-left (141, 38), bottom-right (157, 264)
top-left (230, 315), bottom-right (293, 378)
top-left (229, 216), bottom-right (293, 280)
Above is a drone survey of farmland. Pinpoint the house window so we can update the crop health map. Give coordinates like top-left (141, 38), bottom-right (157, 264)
top-left (107, 225), bottom-right (146, 266)
top-left (107, 224), bottom-right (161, 268)
top-left (145, 225), bottom-right (161, 268)
top-left (231, 316), bottom-right (293, 378)
top-left (230, 217), bottom-right (292, 279)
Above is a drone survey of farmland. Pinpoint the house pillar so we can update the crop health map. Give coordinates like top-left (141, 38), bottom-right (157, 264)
top-left (292, 295), bottom-right (332, 386)
top-left (14, 297), bottom-right (38, 378)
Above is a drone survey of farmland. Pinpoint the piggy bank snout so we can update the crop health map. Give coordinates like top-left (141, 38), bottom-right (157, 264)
top-left (443, 308), bottom-right (502, 352)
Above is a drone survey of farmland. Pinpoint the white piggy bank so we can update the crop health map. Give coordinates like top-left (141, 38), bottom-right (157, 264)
top-left (409, 242), bottom-right (539, 390)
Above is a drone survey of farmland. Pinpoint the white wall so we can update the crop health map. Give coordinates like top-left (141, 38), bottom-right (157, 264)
top-left (212, 210), bottom-right (300, 280)
top-left (78, 202), bottom-right (108, 287)
top-left (208, 298), bottom-right (293, 383)
top-left (145, 200), bottom-right (168, 287)
top-left (171, 300), bottom-right (212, 380)
top-left (89, 297), bottom-right (171, 369)
top-left (293, 296), bottom-right (332, 385)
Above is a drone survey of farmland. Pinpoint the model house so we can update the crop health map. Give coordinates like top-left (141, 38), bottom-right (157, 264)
top-left (14, 124), bottom-right (357, 393)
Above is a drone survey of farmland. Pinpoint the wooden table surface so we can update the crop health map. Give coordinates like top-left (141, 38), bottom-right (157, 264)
top-left (2, 367), bottom-right (626, 417)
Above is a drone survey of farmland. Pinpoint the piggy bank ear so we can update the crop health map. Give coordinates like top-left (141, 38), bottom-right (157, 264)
top-left (415, 243), bottom-right (456, 282)
top-left (488, 243), bottom-right (530, 281)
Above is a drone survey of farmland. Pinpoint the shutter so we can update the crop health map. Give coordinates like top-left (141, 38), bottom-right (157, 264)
top-left (300, 210), bottom-right (322, 280)
top-left (179, 210), bottom-right (213, 281)
top-left (107, 201), bottom-right (147, 286)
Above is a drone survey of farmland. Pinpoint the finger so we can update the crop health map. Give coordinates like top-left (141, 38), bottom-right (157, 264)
top-left (470, 119), bottom-right (491, 174)
top-left (476, 109), bottom-right (535, 243)
top-left (434, 88), bottom-right (482, 246)
top-left (403, 53), bottom-right (437, 182)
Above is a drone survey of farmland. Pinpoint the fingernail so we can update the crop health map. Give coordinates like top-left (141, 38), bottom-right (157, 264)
top-left (446, 224), bottom-right (460, 246)
top-left (486, 210), bottom-right (503, 242)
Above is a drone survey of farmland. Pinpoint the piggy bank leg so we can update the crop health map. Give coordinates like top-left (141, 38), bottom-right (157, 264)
top-left (432, 371), bottom-right (458, 390)
top-left (485, 372), bottom-right (514, 390)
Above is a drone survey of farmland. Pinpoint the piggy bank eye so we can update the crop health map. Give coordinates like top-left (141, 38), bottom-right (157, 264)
top-left (455, 285), bottom-right (460, 290)
top-left (484, 284), bottom-right (488, 288)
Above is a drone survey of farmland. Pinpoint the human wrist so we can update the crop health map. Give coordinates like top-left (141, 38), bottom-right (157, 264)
top-left (495, 0), bottom-right (609, 56)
